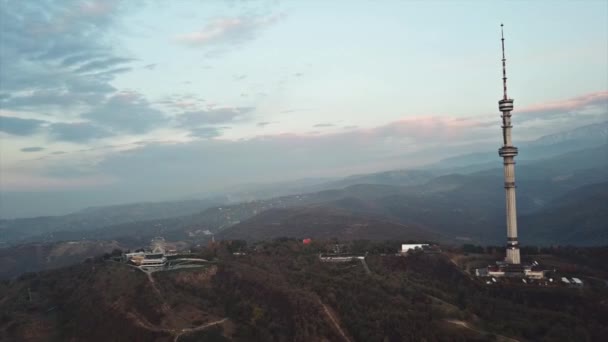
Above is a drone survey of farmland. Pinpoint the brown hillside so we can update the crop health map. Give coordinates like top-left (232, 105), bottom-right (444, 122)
top-left (219, 206), bottom-right (442, 242)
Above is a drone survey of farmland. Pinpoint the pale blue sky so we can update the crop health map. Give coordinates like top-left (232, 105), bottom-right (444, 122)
top-left (115, 0), bottom-right (608, 130)
top-left (0, 0), bottom-right (606, 215)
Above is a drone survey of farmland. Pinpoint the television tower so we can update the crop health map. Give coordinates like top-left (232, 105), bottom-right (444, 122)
top-left (498, 24), bottom-right (520, 265)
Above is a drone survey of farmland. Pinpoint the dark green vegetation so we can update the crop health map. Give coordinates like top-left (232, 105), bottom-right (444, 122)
top-left (2, 241), bottom-right (608, 341)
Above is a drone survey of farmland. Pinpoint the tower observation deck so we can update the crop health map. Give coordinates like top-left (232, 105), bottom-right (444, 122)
top-left (498, 24), bottom-right (520, 265)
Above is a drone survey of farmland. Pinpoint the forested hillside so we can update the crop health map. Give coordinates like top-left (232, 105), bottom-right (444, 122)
top-left (2, 240), bottom-right (608, 341)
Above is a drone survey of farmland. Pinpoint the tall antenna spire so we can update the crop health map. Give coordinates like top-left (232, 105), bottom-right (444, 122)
top-left (501, 23), bottom-right (508, 100)
top-left (497, 23), bottom-right (519, 265)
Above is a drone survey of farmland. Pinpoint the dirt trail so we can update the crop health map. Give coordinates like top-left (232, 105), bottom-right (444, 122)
top-left (126, 311), bottom-right (171, 333)
top-left (360, 258), bottom-right (372, 275)
top-left (138, 267), bottom-right (227, 340)
top-left (445, 319), bottom-right (519, 342)
top-left (173, 318), bottom-right (228, 342)
top-left (146, 272), bottom-right (172, 313)
top-left (446, 255), bottom-right (476, 281)
top-left (147, 272), bottom-right (161, 294)
top-left (319, 300), bottom-right (352, 342)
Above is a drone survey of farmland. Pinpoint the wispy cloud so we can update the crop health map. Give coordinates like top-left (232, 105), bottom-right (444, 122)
top-left (74, 57), bottom-right (135, 73)
top-left (280, 108), bottom-right (317, 114)
top-left (177, 107), bottom-right (255, 127)
top-left (174, 14), bottom-right (284, 47)
top-left (189, 126), bottom-right (224, 139)
top-left (9, 91), bottom-right (605, 197)
top-left (81, 91), bottom-right (168, 134)
top-left (0, 0), bottom-right (134, 112)
top-left (512, 91), bottom-right (608, 136)
top-left (519, 91), bottom-right (608, 116)
top-left (20, 147), bottom-right (45, 152)
top-left (48, 122), bottom-right (114, 142)
top-left (0, 116), bottom-right (47, 136)
top-left (81, 115), bottom-right (492, 196)
top-left (1, 89), bottom-right (109, 110)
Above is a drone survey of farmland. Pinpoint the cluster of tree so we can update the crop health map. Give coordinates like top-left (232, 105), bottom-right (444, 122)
top-left (544, 246), bottom-right (608, 273)
top-left (210, 262), bottom-right (341, 341)
top-left (373, 252), bottom-right (608, 341)
top-left (459, 243), bottom-right (608, 257)
top-left (215, 240), bottom-right (608, 341)
top-left (210, 240), bottom-right (480, 341)
top-left (3, 239), bottom-right (607, 341)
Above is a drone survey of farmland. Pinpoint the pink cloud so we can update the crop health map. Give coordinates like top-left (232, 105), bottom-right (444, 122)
top-left (369, 116), bottom-right (487, 139)
top-left (175, 14), bottom-right (284, 46)
top-left (250, 116), bottom-right (490, 148)
top-left (112, 90), bottom-right (143, 103)
top-left (80, 1), bottom-right (115, 16)
top-left (176, 18), bottom-right (242, 44)
top-left (173, 101), bottom-right (199, 110)
top-left (519, 91), bottom-right (608, 115)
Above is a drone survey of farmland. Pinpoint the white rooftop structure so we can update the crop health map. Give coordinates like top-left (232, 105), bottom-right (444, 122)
top-left (488, 269), bottom-right (505, 277)
top-left (524, 268), bottom-right (545, 279)
top-left (571, 278), bottom-right (583, 285)
top-left (400, 244), bottom-right (429, 253)
top-left (125, 252), bottom-right (146, 259)
top-left (561, 277), bottom-right (571, 284)
top-left (140, 257), bottom-right (167, 267)
top-left (125, 250), bottom-right (167, 269)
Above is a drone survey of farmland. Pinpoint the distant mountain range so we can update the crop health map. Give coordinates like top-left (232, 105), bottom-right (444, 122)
top-left (432, 121), bottom-right (607, 171)
top-left (0, 240), bottom-right (124, 280)
top-left (0, 198), bottom-right (225, 246)
top-left (531, 121), bottom-right (608, 146)
top-left (3, 143), bottom-right (604, 248)
top-left (520, 182), bottom-right (608, 246)
top-left (0, 123), bottom-right (606, 279)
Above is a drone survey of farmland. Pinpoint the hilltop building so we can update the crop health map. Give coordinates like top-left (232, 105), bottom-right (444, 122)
top-left (400, 244), bottom-right (429, 254)
top-left (124, 237), bottom-right (169, 270)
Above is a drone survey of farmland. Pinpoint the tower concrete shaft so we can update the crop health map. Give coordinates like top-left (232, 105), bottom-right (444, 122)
top-left (498, 24), bottom-right (520, 265)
